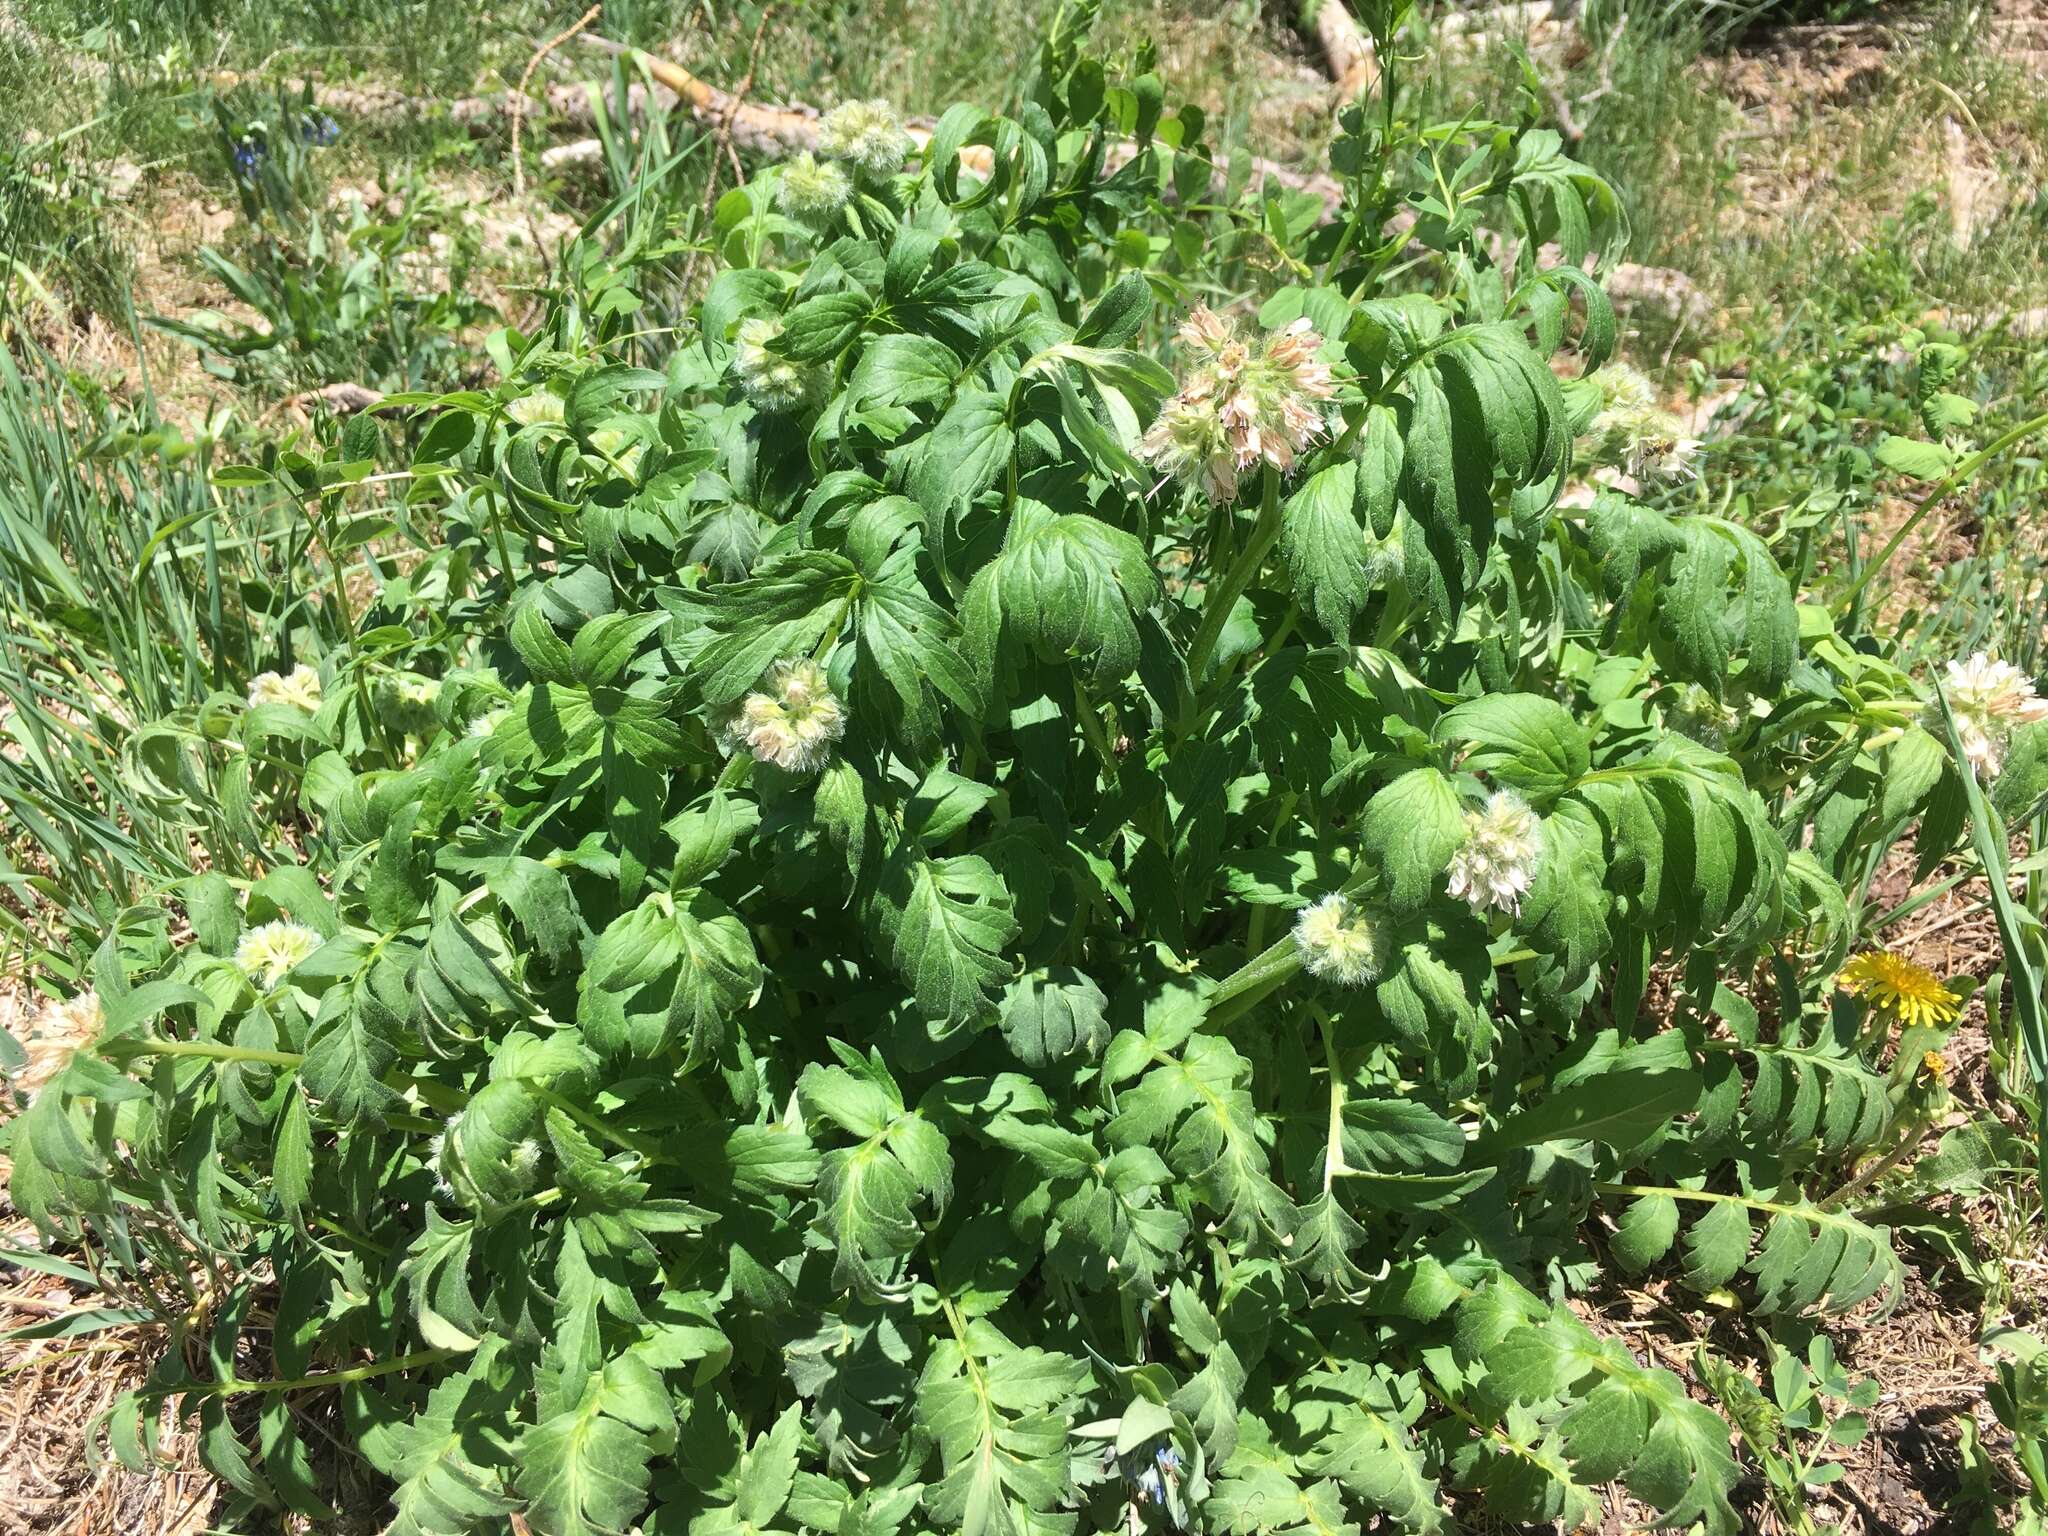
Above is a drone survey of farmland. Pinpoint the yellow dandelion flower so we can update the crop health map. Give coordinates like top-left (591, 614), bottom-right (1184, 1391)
top-left (1837, 951), bottom-right (1961, 1029)
top-left (1919, 1050), bottom-right (1949, 1082)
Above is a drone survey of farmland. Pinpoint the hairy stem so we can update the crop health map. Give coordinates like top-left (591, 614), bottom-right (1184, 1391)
top-left (1185, 470), bottom-right (1284, 686)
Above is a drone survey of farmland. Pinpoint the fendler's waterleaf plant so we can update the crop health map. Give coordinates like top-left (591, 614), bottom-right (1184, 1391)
top-left (4, 15), bottom-right (1995, 1536)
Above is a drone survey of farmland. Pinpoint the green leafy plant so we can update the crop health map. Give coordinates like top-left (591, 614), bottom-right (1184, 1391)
top-left (2, 7), bottom-right (2028, 1534)
top-left (146, 91), bottom-right (497, 399)
top-left (1697, 1336), bottom-right (1878, 1536)
top-left (1961, 1327), bottom-right (2048, 1534)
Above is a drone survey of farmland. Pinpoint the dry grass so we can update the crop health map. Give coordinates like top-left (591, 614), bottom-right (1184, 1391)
top-left (0, 983), bottom-right (215, 1536)
top-left (0, 1266), bottom-right (214, 1536)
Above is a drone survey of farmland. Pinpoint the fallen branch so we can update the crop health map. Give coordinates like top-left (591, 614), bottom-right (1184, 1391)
top-left (223, 27), bottom-right (1705, 328)
top-left (1308, 0), bottom-right (1378, 98)
top-left (1433, 1), bottom-right (1569, 42)
top-left (578, 35), bottom-right (1346, 212)
top-left (512, 4), bottom-right (604, 204)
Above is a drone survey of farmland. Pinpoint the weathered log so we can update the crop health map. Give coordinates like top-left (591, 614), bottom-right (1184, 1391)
top-left (1309, 0), bottom-right (1378, 98)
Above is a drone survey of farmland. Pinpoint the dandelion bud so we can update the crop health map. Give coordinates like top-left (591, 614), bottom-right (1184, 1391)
top-left (1292, 893), bottom-right (1385, 986)
top-left (1445, 790), bottom-right (1544, 917)
top-left (1936, 651), bottom-right (2048, 778)
top-left (722, 658), bottom-right (847, 775)
top-left (777, 152), bottom-right (852, 226)
top-left (732, 317), bottom-right (820, 413)
top-left (817, 98), bottom-right (913, 182)
top-left (234, 919), bottom-right (323, 990)
top-left (1138, 309), bottom-right (1335, 504)
top-left (248, 663), bottom-right (323, 714)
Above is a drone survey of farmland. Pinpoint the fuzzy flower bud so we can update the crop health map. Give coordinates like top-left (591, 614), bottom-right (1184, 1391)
top-left (506, 387), bottom-right (566, 426)
top-left (379, 672), bottom-right (442, 737)
top-left (721, 658), bottom-right (847, 774)
top-left (817, 97), bottom-right (913, 182)
top-left (1445, 790), bottom-right (1544, 916)
top-left (733, 316), bottom-right (820, 413)
top-left (1665, 683), bottom-right (1739, 748)
top-left (777, 152), bottom-right (852, 225)
top-left (1590, 362), bottom-right (1657, 420)
top-left (234, 919), bottom-right (323, 990)
top-left (1138, 308), bottom-right (1336, 504)
top-left (1937, 651), bottom-right (2048, 778)
top-left (1292, 893), bottom-right (1385, 986)
top-left (248, 663), bottom-right (322, 713)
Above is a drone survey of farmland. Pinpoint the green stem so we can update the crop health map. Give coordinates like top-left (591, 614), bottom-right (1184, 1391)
top-left (1593, 1181), bottom-right (1877, 1232)
top-left (1316, 1006), bottom-right (1345, 1195)
top-left (175, 1346), bottom-right (460, 1399)
top-left (1818, 1111), bottom-right (1930, 1211)
top-left (540, 1090), bottom-right (661, 1160)
top-left (113, 1038), bottom-right (304, 1069)
top-left (1071, 676), bottom-right (1117, 776)
top-left (1205, 934), bottom-right (1303, 1030)
top-left (1185, 470), bottom-right (1285, 687)
top-left (1837, 409), bottom-right (2048, 616)
top-left (1247, 791), bottom-right (1301, 953)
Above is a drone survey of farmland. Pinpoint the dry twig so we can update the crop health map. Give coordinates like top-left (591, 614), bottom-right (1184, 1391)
top-left (512, 4), bottom-right (605, 205)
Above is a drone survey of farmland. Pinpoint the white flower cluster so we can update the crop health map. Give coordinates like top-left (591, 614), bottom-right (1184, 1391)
top-left (1940, 651), bottom-right (2048, 778)
top-left (234, 919), bottom-right (323, 990)
top-left (777, 151), bottom-right (853, 225)
top-left (1587, 363), bottom-right (1702, 484)
top-left (11, 989), bottom-right (102, 1102)
top-left (720, 658), bottom-right (847, 775)
top-left (1445, 790), bottom-right (1544, 916)
top-left (733, 316), bottom-right (820, 413)
top-left (43, 988), bottom-right (103, 1040)
top-left (248, 664), bottom-right (322, 714)
top-left (817, 98), bottom-right (914, 182)
top-left (1138, 308), bottom-right (1337, 504)
top-left (1292, 893), bottom-right (1385, 987)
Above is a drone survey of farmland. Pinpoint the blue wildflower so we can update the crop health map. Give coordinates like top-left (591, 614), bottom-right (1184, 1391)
top-left (232, 140), bottom-right (266, 179)
top-left (301, 113), bottom-right (340, 147)
top-left (1126, 1442), bottom-right (1182, 1505)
